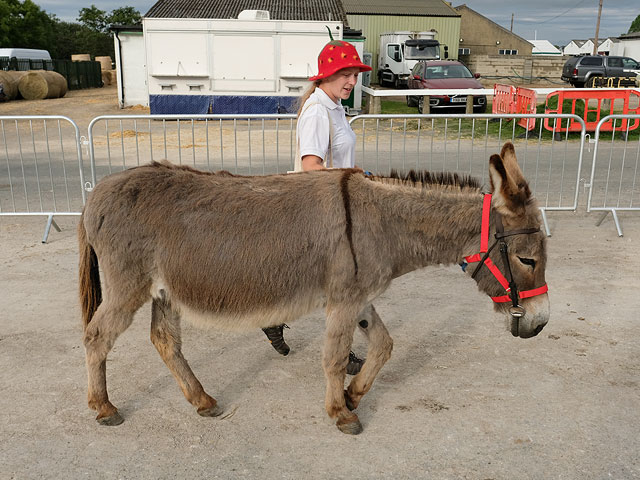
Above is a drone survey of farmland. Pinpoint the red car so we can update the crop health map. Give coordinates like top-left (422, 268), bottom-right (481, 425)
top-left (406, 60), bottom-right (487, 113)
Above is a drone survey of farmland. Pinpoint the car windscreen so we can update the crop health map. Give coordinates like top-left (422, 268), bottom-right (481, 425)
top-left (405, 45), bottom-right (440, 60)
top-left (425, 65), bottom-right (473, 79)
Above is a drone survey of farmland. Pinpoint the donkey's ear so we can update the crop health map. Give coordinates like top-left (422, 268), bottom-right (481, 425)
top-left (489, 142), bottom-right (531, 215)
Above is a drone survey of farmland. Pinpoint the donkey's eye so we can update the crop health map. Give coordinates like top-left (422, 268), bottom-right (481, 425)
top-left (518, 257), bottom-right (536, 269)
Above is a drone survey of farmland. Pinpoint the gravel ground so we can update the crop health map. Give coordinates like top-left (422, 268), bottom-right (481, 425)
top-left (1, 84), bottom-right (639, 480)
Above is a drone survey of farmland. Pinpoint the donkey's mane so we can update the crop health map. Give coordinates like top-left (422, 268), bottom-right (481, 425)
top-left (371, 169), bottom-right (482, 191)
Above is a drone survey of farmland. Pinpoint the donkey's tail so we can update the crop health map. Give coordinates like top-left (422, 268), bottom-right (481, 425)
top-left (78, 216), bottom-right (102, 328)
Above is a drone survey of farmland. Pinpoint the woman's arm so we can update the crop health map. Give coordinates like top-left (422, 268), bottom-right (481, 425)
top-left (302, 155), bottom-right (325, 171)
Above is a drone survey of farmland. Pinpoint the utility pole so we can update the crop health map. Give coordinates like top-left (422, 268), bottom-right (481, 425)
top-left (510, 13), bottom-right (514, 32)
top-left (593, 0), bottom-right (603, 55)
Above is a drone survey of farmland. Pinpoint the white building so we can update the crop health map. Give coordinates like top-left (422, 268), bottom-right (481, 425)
top-left (528, 40), bottom-right (562, 56)
top-left (563, 39), bottom-right (593, 55)
top-left (563, 37), bottom-right (617, 56)
top-left (610, 32), bottom-right (640, 60)
top-left (112, 0), bottom-right (350, 114)
top-left (111, 25), bottom-right (147, 108)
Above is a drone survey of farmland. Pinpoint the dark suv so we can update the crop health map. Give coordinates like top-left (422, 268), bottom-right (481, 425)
top-left (561, 55), bottom-right (640, 88)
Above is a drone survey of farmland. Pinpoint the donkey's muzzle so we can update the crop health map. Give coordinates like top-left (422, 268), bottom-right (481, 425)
top-left (511, 316), bottom-right (546, 338)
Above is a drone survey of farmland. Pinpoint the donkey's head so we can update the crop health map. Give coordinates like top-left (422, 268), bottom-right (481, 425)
top-left (464, 142), bottom-right (549, 338)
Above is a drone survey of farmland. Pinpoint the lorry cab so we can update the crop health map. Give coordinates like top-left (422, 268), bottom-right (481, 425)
top-left (378, 31), bottom-right (445, 88)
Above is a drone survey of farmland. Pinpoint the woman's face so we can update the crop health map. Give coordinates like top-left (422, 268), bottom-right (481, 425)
top-left (320, 67), bottom-right (360, 102)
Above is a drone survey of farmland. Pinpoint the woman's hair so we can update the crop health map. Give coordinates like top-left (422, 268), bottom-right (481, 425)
top-left (296, 80), bottom-right (323, 117)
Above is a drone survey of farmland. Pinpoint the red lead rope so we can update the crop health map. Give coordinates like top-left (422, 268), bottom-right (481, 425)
top-left (464, 194), bottom-right (548, 303)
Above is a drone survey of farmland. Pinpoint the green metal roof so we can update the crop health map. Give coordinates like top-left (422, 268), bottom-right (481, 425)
top-left (342, 0), bottom-right (459, 17)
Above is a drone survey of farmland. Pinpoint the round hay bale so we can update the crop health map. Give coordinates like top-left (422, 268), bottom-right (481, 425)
top-left (95, 56), bottom-right (112, 72)
top-left (18, 71), bottom-right (68, 100)
top-left (42, 71), bottom-right (67, 97)
top-left (0, 71), bottom-right (19, 101)
top-left (72, 54), bottom-right (91, 62)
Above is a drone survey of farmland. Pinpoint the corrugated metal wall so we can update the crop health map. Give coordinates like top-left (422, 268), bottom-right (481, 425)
top-left (347, 15), bottom-right (461, 83)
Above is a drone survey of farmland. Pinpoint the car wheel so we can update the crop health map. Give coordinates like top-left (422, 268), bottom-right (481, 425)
top-left (407, 95), bottom-right (417, 107)
top-left (587, 77), bottom-right (600, 88)
top-left (418, 96), bottom-right (424, 114)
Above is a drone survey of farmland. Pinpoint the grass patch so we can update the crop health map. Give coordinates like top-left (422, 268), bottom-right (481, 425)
top-left (375, 99), bottom-right (638, 141)
top-left (380, 99), bottom-right (415, 115)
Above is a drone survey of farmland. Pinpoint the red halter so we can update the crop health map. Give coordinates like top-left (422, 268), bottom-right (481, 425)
top-left (463, 194), bottom-right (548, 304)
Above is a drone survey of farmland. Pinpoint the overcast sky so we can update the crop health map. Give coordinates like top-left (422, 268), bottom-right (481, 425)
top-left (38, 0), bottom-right (638, 46)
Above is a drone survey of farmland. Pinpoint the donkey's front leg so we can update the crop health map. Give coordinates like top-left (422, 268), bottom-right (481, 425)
top-left (345, 304), bottom-right (393, 411)
top-left (323, 302), bottom-right (363, 435)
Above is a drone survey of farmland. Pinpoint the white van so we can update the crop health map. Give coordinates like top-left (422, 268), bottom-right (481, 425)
top-left (0, 48), bottom-right (51, 60)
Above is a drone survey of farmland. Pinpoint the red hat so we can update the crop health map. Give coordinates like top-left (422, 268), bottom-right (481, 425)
top-left (309, 40), bottom-right (372, 81)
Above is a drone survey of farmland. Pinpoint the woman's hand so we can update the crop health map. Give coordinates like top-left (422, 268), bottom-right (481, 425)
top-left (302, 155), bottom-right (325, 171)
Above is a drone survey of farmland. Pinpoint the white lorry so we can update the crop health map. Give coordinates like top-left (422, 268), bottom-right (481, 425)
top-left (377, 31), bottom-right (445, 87)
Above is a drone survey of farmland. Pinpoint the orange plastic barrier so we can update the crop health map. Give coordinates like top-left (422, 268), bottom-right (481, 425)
top-left (515, 87), bottom-right (537, 131)
top-left (492, 84), bottom-right (516, 116)
top-left (544, 89), bottom-right (640, 133)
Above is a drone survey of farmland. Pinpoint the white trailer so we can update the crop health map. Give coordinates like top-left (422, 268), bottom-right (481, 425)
top-left (142, 13), bottom-right (343, 114)
top-left (377, 31), bottom-right (442, 88)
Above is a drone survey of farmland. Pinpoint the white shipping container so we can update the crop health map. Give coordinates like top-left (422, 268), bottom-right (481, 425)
top-left (142, 17), bottom-right (343, 113)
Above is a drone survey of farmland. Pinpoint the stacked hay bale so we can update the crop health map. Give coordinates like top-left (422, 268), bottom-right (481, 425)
top-left (95, 56), bottom-right (116, 86)
top-left (17, 71), bottom-right (68, 100)
top-left (71, 54), bottom-right (91, 62)
top-left (0, 71), bottom-right (27, 101)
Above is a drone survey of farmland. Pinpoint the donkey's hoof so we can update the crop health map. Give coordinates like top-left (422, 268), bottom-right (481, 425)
top-left (344, 390), bottom-right (356, 411)
top-left (197, 404), bottom-right (223, 418)
top-left (336, 417), bottom-right (363, 435)
top-left (96, 411), bottom-right (124, 426)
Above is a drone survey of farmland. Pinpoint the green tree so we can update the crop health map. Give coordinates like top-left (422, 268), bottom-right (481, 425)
top-left (78, 4), bottom-right (141, 33)
top-left (628, 14), bottom-right (640, 34)
top-left (108, 6), bottom-right (141, 26)
top-left (77, 5), bottom-right (108, 32)
top-left (49, 21), bottom-right (114, 60)
top-left (0, 0), bottom-right (56, 49)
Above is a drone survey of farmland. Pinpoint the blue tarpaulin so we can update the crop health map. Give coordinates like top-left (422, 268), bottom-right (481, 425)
top-left (149, 95), bottom-right (299, 115)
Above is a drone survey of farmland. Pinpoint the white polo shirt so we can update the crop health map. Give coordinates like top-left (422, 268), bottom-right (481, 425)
top-left (297, 87), bottom-right (356, 168)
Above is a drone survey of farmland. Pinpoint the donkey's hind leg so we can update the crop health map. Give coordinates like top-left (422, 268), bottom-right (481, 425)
top-left (150, 294), bottom-right (222, 418)
top-left (84, 303), bottom-right (137, 426)
top-left (344, 304), bottom-right (393, 411)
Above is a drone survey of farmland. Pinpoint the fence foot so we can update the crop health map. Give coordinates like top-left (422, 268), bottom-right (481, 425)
top-left (595, 210), bottom-right (623, 237)
top-left (610, 210), bottom-right (623, 237)
top-left (539, 208), bottom-right (551, 237)
top-left (42, 214), bottom-right (61, 244)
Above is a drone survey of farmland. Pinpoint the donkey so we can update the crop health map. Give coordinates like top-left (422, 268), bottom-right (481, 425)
top-left (78, 142), bottom-right (549, 435)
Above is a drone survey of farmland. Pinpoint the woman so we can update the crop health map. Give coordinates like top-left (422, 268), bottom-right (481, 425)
top-left (262, 39), bottom-right (372, 375)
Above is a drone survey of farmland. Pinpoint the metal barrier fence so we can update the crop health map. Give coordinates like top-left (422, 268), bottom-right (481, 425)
top-left (87, 113), bottom-right (585, 231)
top-left (0, 115), bottom-right (86, 242)
top-left (0, 112), bottom-right (603, 240)
top-left (349, 114), bottom-right (587, 236)
top-left (586, 114), bottom-right (640, 236)
top-left (87, 114), bottom-right (298, 187)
